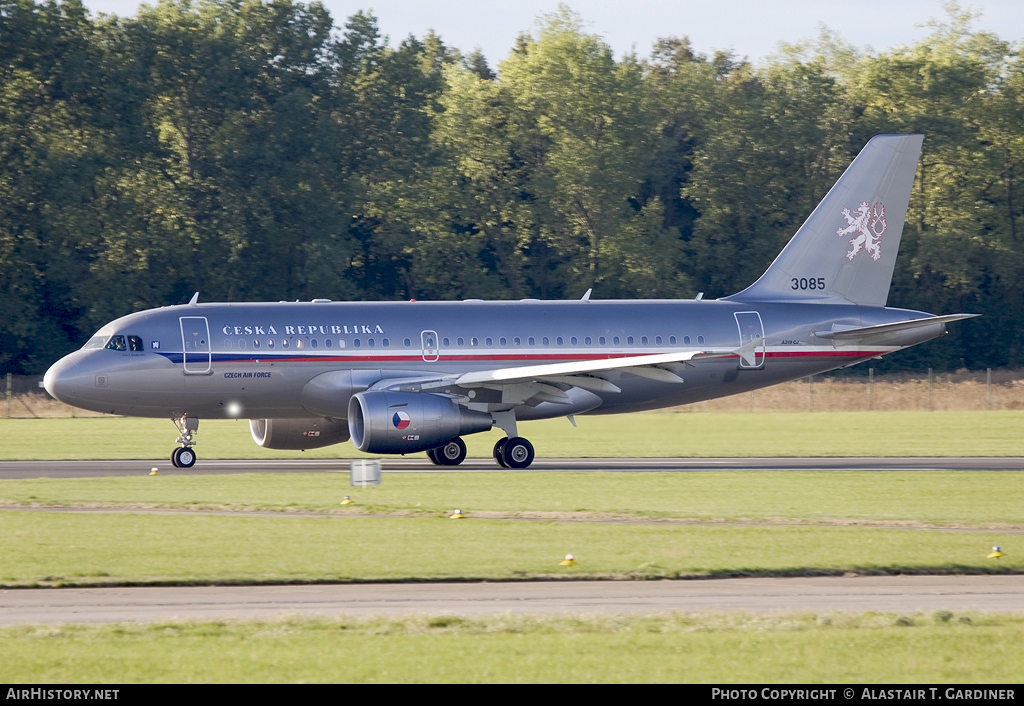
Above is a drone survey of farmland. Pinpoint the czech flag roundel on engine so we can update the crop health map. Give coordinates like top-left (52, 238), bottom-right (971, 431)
top-left (392, 410), bottom-right (411, 430)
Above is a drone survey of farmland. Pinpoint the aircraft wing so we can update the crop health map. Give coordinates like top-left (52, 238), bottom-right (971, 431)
top-left (371, 341), bottom-right (758, 405)
top-left (454, 347), bottom-right (744, 387)
top-left (814, 313), bottom-right (979, 340)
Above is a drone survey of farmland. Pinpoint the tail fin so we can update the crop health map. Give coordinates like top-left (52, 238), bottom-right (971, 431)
top-left (726, 134), bottom-right (923, 307)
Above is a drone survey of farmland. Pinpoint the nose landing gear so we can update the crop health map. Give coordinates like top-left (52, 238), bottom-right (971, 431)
top-left (171, 415), bottom-right (199, 468)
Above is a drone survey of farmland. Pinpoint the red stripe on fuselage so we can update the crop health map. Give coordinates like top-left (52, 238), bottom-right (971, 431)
top-left (206, 350), bottom-right (886, 365)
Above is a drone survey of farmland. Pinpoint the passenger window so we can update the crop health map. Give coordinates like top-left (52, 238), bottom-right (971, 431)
top-left (457, 338), bottom-right (464, 346)
top-left (268, 339), bottom-right (275, 349)
top-left (556, 337), bottom-right (563, 346)
top-left (353, 339), bottom-right (361, 348)
top-left (585, 336), bottom-right (592, 345)
top-left (542, 337), bottom-right (549, 346)
top-left (669, 336), bottom-right (676, 345)
top-left (404, 338), bottom-right (411, 348)
top-left (641, 336), bottom-right (648, 345)
top-left (311, 339), bottom-right (318, 349)
top-left (224, 340), bottom-right (233, 350)
top-left (443, 338), bottom-right (450, 347)
top-left (105, 335), bottom-right (126, 351)
top-left (499, 337), bottom-right (507, 346)
top-left (471, 337), bottom-right (479, 346)
top-left (382, 338), bottom-right (389, 348)
top-left (128, 335), bottom-right (144, 351)
top-left (599, 336), bottom-right (606, 345)
top-left (528, 337), bottom-right (535, 346)
top-left (656, 336), bottom-right (662, 345)
top-left (238, 340), bottom-right (246, 350)
top-left (613, 336), bottom-right (620, 345)
top-left (627, 336), bottom-right (634, 345)
top-left (368, 338), bottom-right (375, 348)
top-left (324, 339), bottom-right (332, 349)
top-left (513, 337), bottom-right (521, 346)
top-left (253, 340), bottom-right (261, 349)
top-left (82, 336), bottom-right (109, 350)
top-left (486, 338), bottom-right (493, 346)
top-left (281, 339), bottom-right (289, 349)
top-left (683, 336), bottom-right (690, 345)
top-left (570, 336), bottom-right (577, 345)
top-left (296, 340), bottom-right (304, 349)
top-left (698, 336), bottom-right (705, 344)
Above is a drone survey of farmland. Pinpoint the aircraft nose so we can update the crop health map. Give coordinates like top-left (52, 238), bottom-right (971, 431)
top-left (43, 354), bottom-right (81, 404)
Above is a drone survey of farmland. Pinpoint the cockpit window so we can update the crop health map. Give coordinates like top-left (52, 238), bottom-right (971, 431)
top-left (128, 335), bottom-right (144, 351)
top-left (82, 336), bottom-right (110, 350)
top-left (104, 335), bottom-right (127, 351)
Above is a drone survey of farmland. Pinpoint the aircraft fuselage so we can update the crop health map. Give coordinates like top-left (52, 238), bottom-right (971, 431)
top-left (44, 298), bottom-right (944, 421)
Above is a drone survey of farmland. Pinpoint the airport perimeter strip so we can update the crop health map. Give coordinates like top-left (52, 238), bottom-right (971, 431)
top-left (1, 577), bottom-right (1024, 624)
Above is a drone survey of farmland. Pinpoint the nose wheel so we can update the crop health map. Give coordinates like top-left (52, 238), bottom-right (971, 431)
top-left (493, 436), bottom-right (534, 469)
top-left (171, 447), bottom-right (197, 468)
top-left (170, 414), bottom-right (199, 468)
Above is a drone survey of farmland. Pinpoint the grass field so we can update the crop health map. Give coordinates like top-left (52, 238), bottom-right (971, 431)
top-left (1, 471), bottom-right (1020, 585)
top-left (1, 612), bottom-right (1019, 683)
top-left (1, 510), bottom-right (1019, 586)
top-left (2, 471), bottom-right (1023, 526)
top-left (3, 410), bottom-right (1024, 460)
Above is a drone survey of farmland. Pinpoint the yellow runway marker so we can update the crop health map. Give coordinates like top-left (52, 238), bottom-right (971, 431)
top-left (340, 496), bottom-right (353, 505)
top-left (449, 509), bottom-right (465, 519)
top-left (988, 546), bottom-right (1005, 559)
top-left (559, 554), bottom-right (577, 567)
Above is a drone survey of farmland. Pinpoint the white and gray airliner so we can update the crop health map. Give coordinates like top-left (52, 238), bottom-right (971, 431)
top-left (44, 134), bottom-right (975, 468)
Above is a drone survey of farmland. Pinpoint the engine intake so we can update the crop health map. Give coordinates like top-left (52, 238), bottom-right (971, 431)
top-left (249, 417), bottom-right (350, 450)
top-left (348, 391), bottom-right (492, 454)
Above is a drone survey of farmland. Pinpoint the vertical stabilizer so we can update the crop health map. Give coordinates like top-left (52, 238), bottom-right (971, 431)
top-left (726, 134), bottom-right (923, 307)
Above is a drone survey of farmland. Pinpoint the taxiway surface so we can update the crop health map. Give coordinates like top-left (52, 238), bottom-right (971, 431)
top-left (1, 576), bottom-right (1022, 624)
top-left (3, 457), bottom-right (1024, 479)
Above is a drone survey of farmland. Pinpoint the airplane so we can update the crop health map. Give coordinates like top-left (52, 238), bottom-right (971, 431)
top-left (43, 134), bottom-right (976, 469)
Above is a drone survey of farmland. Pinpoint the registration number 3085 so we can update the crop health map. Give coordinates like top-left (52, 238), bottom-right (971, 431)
top-left (792, 277), bottom-right (826, 290)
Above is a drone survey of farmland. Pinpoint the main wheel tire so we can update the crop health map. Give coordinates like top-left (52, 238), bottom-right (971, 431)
top-left (176, 447), bottom-right (197, 468)
top-left (501, 437), bottom-right (534, 469)
top-left (170, 448), bottom-right (181, 467)
top-left (435, 437), bottom-right (467, 466)
top-left (493, 438), bottom-right (509, 468)
top-left (426, 448), bottom-right (441, 465)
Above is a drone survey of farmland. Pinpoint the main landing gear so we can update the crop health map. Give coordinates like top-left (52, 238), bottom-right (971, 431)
top-left (426, 437), bottom-right (468, 466)
top-left (492, 437), bottom-right (535, 469)
top-left (170, 414), bottom-right (199, 468)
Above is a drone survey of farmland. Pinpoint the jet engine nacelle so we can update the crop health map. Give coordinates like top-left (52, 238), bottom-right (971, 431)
top-left (249, 417), bottom-right (350, 450)
top-left (348, 391), bottom-right (492, 454)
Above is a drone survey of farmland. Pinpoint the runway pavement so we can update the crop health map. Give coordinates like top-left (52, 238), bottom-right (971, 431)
top-left (1, 576), bottom-right (1022, 624)
top-left (2, 457), bottom-right (1024, 479)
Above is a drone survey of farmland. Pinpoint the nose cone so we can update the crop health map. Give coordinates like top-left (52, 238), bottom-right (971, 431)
top-left (43, 354), bottom-right (80, 404)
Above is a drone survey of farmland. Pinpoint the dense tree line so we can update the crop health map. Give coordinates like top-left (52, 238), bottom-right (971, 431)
top-left (1, 0), bottom-right (1022, 374)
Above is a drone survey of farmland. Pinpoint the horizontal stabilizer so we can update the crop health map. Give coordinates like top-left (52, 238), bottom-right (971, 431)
top-left (814, 313), bottom-right (979, 340)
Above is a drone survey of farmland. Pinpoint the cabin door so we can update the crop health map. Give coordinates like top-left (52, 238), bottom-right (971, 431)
top-left (180, 316), bottom-right (212, 374)
top-left (733, 311), bottom-right (765, 368)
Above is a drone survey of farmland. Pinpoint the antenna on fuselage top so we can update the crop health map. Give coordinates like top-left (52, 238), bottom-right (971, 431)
top-left (580, 288), bottom-right (592, 301)
top-left (188, 292), bottom-right (199, 306)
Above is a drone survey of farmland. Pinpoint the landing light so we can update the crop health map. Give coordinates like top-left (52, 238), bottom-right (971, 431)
top-left (226, 401), bottom-right (243, 417)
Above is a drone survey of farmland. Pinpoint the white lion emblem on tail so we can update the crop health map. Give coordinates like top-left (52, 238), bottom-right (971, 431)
top-left (837, 202), bottom-right (886, 261)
